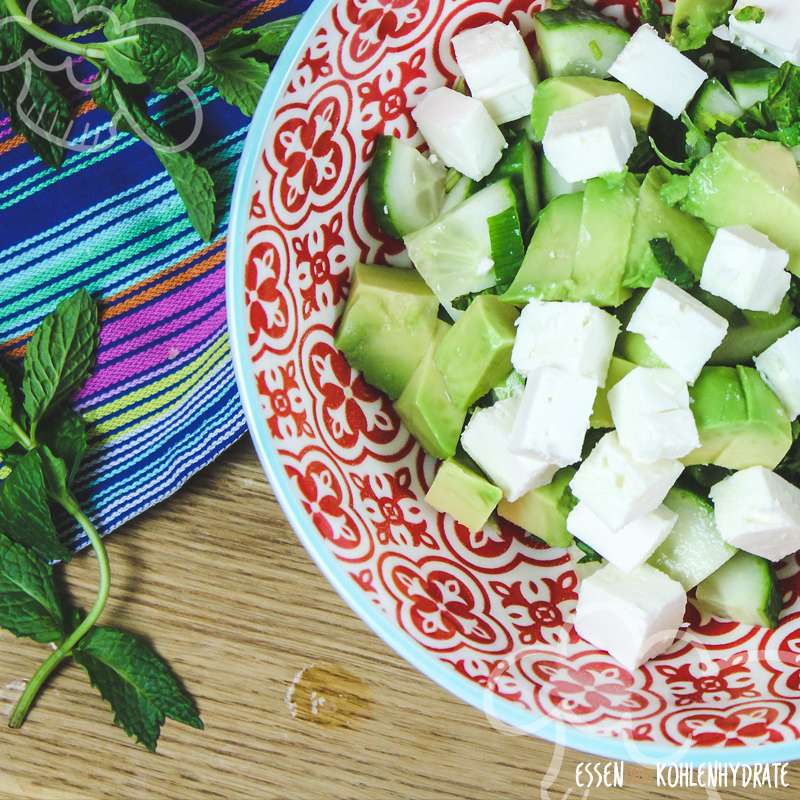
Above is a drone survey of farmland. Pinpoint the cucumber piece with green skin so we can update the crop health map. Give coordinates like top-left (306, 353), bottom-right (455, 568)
top-left (531, 76), bottom-right (654, 142)
top-left (670, 0), bottom-right (734, 51)
top-left (404, 179), bottom-right (520, 316)
top-left (532, 2), bottom-right (630, 79)
top-left (691, 79), bottom-right (743, 132)
top-left (648, 487), bottom-right (736, 591)
top-left (541, 157), bottom-right (584, 203)
top-left (695, 550), bottom-right (781, 628)
top-left (480, 137), bottom-right (541, 223)
top-left (727, 68), bottom-right (777, 109)
top-left (368, 135), bottom-right (446, 238)
top-left (441, 175), bottom-right (477, 214)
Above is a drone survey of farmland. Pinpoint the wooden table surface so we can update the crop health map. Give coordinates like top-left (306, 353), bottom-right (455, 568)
top-left (0, 438), bottom-right (796, 800)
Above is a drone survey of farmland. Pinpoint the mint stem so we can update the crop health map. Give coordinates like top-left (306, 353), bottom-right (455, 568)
top-left (3, 0), bottom-right (109, 60)
top-left (9, 500), bottom-right (110, 728)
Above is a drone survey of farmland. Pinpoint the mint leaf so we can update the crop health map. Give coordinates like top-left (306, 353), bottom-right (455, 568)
top-left (104, 0), bottom-right (202, 92)
top-left (0, 449), bottom-right (69, 562)
top-left (202, 50), bottom-right (269, 117)
top-left (574, 537), bottom-right (603, 564)
top-left (0, 364), bottom-right (18, 450)
top-left (0, 531), bottom-right (63, 643)
top-left (249, 15), bottom-right (302, 56)
top-left (75, 627), bottom-right (203, 751)
top-left (735, 5), bottom-right (765, 22)
top-left (23, 289), bottom-right (99, 429)
top-left (40, 0), bottom-right (113, 23)
top-left (39, 406), bottom-right (88, 485)
top-left (92, 73), bottom-right (216, 240)
top-left (650, 238), bottom-right (696, 289)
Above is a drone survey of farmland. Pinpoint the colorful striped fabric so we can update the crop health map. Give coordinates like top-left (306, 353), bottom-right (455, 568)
top-left (0, 0), bottom-right (309, 550)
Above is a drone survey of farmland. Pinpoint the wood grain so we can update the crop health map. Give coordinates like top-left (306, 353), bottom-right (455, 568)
top-left (0, 439), bottom-right (796, 800)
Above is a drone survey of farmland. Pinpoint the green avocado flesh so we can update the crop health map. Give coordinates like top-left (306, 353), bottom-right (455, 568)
top-left (670, 0), bottom-right (735, 52)
top-left (334, 263), bottom-right (439, 400)
top-left (591, 356), bottom-right (636, 428)
top-left (497, 467), bottom-right (576, 548)
top-left (531, 76), bottom-right (654, 142)
top-left (682, 138), bottom-right (800, 275)
top-left (695, 550), bottom-right (781, 628)
top-left (394, 322), bottom-right (467, 460)
top-left (434, 295), bottom-right (518, 408)
top-left (684, 365), bottom-right (792, 469)
top-left (624, 167), bottom-right (712, 289)
top-left (425, 459), bottom-right (502, 532)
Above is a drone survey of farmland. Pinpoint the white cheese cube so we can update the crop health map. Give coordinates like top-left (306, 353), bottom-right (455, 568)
top-left (570, 431), bottom-right (683, 530)
top-left (452, 21), bottom-right (539, 124)
top-left (412, 87), bottom-right (506, 182)
top-left (542, 94), bottom-right (636, 184)
top-left (461, 395), bottom-right (557, 502)
top-left (755, 328), bottom-right (800, 420)
top-left (710, 466), bottom-right (800, 561)
top-left (627, 278), bottom-right (729, 383)
top-left (700, 225), bottom-right (790, 313)
top-left (567, 502), bottom-right (678, 573)
top-left (609, 24), bottom-right (706, 118)
top-left (608, 367), bottom-right (699, 463)
top-left (510, 367), bottom-right (596, 467)
top-left (726, 0), bottom-right (800, 68)
top-left (511, 299), bottom-right (619, 386)
top-left (574, 563), bottom-right (687, 670)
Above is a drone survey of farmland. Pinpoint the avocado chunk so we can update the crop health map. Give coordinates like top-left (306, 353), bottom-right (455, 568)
top-left (434, 295), bottom-right (518, 408)
top-left (425, 459), bottom-right (502, 532)
top-left (335, 263), bottom-right (439, 399)
top-left (591, 356), bottom-right (636, 428)
top-left (532, 2), bottom-right (630, 79)
top-left (572, 173), bottom-right (639, 307)
top-left (710, 297), bottom-right (800, 365)
top-left (624, 167), bottom-right (712, 290)
top-left (394, 322), bottom-right (468, 460)
top-left (531, 76), bottom-right (654, 142)
top-left (649, 487), bottom-right (736, 590)
top-left (497, 467), bottom-right (576, 548)
top-left (502, 191), bottom-right (584, 304)
top-left (615, 333), bottom-right (666, 367)
top-left (682, 138), bottom-right (800, 275)
top-left (695, 550), bottom-right (781, 628)
top-left (670, 0), bottom-right (735, 51)
top-left (684, 365), bottom-right (792, 469)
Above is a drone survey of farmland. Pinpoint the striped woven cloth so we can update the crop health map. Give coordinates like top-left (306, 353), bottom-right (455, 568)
top-left (0, 0), bottom-right (308, 549)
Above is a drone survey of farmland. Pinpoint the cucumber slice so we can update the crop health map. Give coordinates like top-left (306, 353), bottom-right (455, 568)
top-left (695, 550), bottom-right (782, 628)
top-left (441, 174), bottom-right (478, 214)
top-left (368, 135), bottom-right (446, 238)
top-left (691, 79), bottom-right (743, 132)
top-left (727, 68), bottom-right (777, 110)
top-left (481, 137), bottom-right (541, 223)
top-left (404, 179), bottom-right (519, 314)
top-left (648, 487), bottom-right (736, 591)
top-left (541, 156), bottom-right (585, 203)
top-left (532, 2), bottom-right (630, 78)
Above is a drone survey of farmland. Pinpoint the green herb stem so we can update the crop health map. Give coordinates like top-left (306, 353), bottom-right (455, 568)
top-left (8, 502), bottom-right (110, 729)
top-left (3, 0), bottom-right (109, 60)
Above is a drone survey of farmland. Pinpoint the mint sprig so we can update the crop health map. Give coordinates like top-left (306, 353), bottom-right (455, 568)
top-left (0, 290), bottom-right (200, 750)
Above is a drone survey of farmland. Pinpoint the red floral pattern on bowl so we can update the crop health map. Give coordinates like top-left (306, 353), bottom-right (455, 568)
top-left (229, 0), bottom-right (800, 757)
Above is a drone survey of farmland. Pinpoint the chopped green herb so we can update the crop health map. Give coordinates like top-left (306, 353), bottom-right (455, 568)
top-left (734, 5), bottom-right (765, 23)
top-left (650, 238), bottom-right (697, 289)
top-left (588, 39), bottom-right (602, 60)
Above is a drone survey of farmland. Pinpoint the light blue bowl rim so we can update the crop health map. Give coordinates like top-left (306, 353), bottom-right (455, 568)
top-left (225, 0), bottom-right (800, 767)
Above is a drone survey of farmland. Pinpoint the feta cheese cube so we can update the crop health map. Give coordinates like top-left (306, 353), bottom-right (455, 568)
top-left (461, 395), bottom-right (557, 502)
top-left (412, 87), bottom-right (506, 182)
top-left (574, 563), bottom-right (687, 670)
top-left (627, 278), bottom-right (729, 383)
top-left (567, 502), bottom-right (678, 573)
top-left (700, 225), bottom-right (790, 313)
top-left (452, 21), bottom-right (539, 124)
top-left (725, 0), bottom-right (800, 68)
top-left (608, 367), bottom-right (699, 463)
top-left (609, 24), bottom-right (706, 118)
top-left (755, 328), bottom-right (800, 420)
top-left (710, 466), bottom-right (800, 561)
top-left (511, 299), bottom-right (619, 386)
top-left (542, 94), bottom-right (636, 184)
top-left (570, 431), bottom-right (683, 530)
top-left (510, 366), bottom-right (597, 467)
